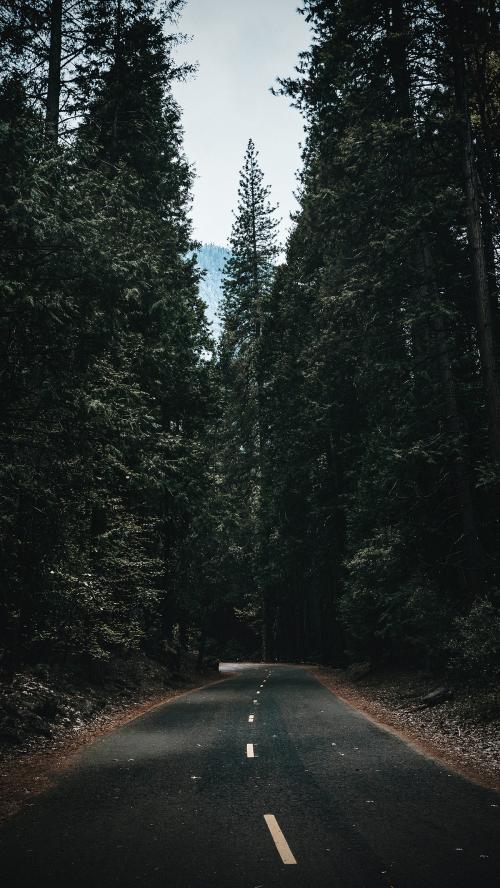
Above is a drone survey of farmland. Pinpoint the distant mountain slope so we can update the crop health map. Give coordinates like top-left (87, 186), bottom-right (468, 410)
top-left (195, 243), bottom-right (230, 337)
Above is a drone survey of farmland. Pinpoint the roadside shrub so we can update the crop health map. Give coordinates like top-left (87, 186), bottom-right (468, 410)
top-left (340, 528), bottom-right (448, 664)
top-left (447, 597), bottom-right (500, 681)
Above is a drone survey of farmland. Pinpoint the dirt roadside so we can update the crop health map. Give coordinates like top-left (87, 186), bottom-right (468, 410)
top-left (313, 665), bottom-right (500, 792)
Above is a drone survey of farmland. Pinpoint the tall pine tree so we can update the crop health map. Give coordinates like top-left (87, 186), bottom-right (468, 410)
top-left (0, 0), bottom-right (213, 672)
top-left (219, 139), bottom-right (279, 658)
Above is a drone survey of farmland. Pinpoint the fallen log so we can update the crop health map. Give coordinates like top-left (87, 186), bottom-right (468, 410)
top-left (418, 686), bottom-right (453, 708)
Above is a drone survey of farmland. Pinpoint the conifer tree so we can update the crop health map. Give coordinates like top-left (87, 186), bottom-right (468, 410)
top-left (219, 139), bottom-right (279, 658)
top-left (0, 0), bottom-right (213, 671)
top-left (253, 0), bottom-right (500, 667)
top-left (0, 0), bottom-right (87, 140)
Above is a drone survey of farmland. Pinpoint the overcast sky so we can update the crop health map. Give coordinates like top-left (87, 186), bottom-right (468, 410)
top-left (172, 0), bottom-right (310, 248)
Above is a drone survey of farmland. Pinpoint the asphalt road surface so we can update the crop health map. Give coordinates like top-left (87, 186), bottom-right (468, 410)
top-left (0, 664), bottom-right (498, 887)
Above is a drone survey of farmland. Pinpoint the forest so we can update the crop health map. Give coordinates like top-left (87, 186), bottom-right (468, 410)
top-left (0, 0), bottom-right (499, 686)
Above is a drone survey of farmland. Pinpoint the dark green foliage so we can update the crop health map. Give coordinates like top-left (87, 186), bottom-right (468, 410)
top-left (217, 140), bottom-right (280, 657)
top-left (0, 1), bottom-right (213, 672)
top-left (2, 0), bottom-right (499, 678)
top-left (217, 0), bottom-right (500, 672)
top-left (448, 597), bottom-right (500, 681)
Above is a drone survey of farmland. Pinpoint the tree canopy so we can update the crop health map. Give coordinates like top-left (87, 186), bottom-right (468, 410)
top-left (1, 0), bottom-right (498, 680)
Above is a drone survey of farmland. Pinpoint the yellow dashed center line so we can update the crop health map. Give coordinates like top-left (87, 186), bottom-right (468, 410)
top-left (263, 814), bottom-right (297, 865)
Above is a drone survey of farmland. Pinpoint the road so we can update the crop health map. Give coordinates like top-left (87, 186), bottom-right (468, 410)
top-left (0, 664), bottom-right (498, 887)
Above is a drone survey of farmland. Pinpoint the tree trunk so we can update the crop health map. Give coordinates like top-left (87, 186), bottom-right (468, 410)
top-left (196, 623), bottom-right (207, 671)
top-left (422, 244), bottom-right (484, 593)
top-left (469, 11), bottom-right (500, 355)
top-left (481, 198), bottom-right (500, 357)
top-left (261, 591), bottom-right (274, 661)
top-left (447, 7), bottom-right (500, 461)
top-left (323, 432), bottom-right (346, 660)
top-left (385, 0), bottom-right (484, 591)
top-left (110, 0), bottom-right (124, 162)
top-left (45, 0), bottom-right (63, 141)
top-left (386, 0), bottom-right (413, 117)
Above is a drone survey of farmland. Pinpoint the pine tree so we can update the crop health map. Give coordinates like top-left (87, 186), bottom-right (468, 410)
top-left (257, 0), bottom-right (499, 666)
top-left (441, 0), bottom-right (500, 461)
top-left (69, 0), bottom-right (212, 663)
top-left (0, 0), bottom-right (87, 141)
top-left (0, 0), bottom-right (213, 671)
top-left (219, 139), bottom-right (279, 658)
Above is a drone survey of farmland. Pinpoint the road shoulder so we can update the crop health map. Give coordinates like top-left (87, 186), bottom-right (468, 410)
top-left (312, 665), bottom-right (500, 792)
top-left (0, 671), bottom-right (229, 823)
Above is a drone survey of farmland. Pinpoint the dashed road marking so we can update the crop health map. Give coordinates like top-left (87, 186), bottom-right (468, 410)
top-left (263, 814), bottom-right (297, 865)
top-left (247, 743), bottom-right (254, 758)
